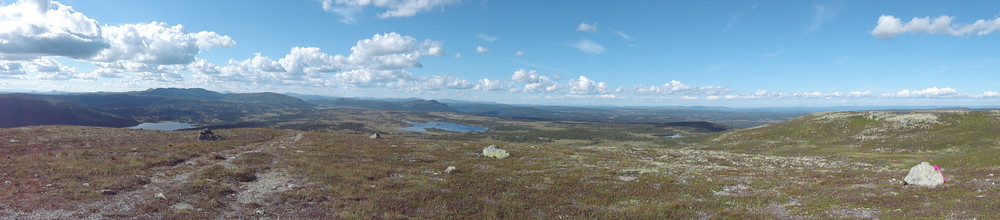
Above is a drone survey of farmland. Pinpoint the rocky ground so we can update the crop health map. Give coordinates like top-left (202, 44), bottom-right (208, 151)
top-left (2, 123), bottom-right (1000, 219)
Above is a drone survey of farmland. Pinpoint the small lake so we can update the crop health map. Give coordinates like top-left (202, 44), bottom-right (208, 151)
top-left (661, 134), bottom-right (684, 138)
top-left (399, 121), bottom-right (488, 133)
top-left (126, 122), bottom-right (195, 131)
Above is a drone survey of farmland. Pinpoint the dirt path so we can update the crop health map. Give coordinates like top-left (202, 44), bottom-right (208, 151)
top-left (6, 130), bottom-right (306, 219)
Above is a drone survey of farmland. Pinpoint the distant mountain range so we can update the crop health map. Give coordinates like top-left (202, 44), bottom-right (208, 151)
top-left (0, 88), bottom-right (314, 128)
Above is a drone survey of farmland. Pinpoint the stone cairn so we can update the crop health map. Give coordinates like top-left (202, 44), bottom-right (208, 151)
top-left (198, 129), bottom-right (224, 141)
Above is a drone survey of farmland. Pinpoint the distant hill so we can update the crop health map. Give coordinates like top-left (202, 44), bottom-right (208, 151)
top-left (4, 88), bottom-right (314, 128)
top-left (130, 88), bottom-right (225, 100)
top-left (0, 95), bottom-right (137, 128)
top-left (704, 110), bottom-right (1000, 167)
top-left (310, 98), bottom-right (455, 112)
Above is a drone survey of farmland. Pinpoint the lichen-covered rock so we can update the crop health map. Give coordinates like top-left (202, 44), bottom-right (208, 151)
top-left (903, 162), bottom-right (944, 187)
top-left (482, 145), bottom-right (510, 159)
top-left (444, 166), bottom-right (458, 173)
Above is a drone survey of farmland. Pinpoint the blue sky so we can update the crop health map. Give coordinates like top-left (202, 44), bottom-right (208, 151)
top-left (3, 0), bottom-right (1000, 107)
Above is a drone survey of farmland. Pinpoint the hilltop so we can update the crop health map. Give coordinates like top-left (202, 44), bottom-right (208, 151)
top-left (703, 110), bottom-right (1000, 168)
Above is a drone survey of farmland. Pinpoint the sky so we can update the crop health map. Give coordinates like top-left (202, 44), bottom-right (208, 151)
top-left (3, 0), bottom-right (1000, 107)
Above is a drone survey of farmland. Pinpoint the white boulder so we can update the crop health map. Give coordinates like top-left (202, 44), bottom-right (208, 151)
top-left (482, 145), bottom-right (510, 159)
top-left (903, 162), bottom-right (945, 187)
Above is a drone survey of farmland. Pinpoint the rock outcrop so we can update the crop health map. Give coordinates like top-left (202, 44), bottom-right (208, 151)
top-left (198, 129), bottom-right (224, 141)
top-left (482, 145), bottom-right (510, 159)
top-left (903, 162), bottom-right (945, 187)
top-left (370, 133), bottom-right (381, 139)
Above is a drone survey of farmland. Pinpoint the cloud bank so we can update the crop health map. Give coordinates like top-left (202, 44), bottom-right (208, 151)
top-left (871, 15), bottom-right (1000, 39)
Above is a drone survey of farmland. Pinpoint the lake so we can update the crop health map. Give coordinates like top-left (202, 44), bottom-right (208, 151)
top-left (399, 121), bottom-right (488, 133)
top-left (126, 122), bottom-right (195, 131)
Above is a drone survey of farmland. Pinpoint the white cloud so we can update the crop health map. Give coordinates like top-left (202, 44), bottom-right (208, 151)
top-left (453, 52), bottom-right (461, 58)
top-left (975, 91), bottom-right (1000, 98)
top-left (577, 22), bottom-right (598, 32)
top-left (30, 57), bottom-right (81, 80)
top-left (476, 46), bottom-right (489, 53)
top-left (807, 4), bottom-right (838, 33)
top-left (93, 22), bottom-right (235, 65)
top-left (613, 29), bottom-right (633, 40)
top-left (193, 32), bottom-right (448, 89)
top-left (473, 78), bottom-right (509, 91)
top-left (514, 51), bottom-right (525, 56)
top-left (0, 0), bottom-right (108, 60)
top-left (680, 96), bottom-right (698, 100)
top-left (0, 60), bottom-right (26, 76)
top-left (389, 74), bottom-right (474, 93)
top-left (510, 69), bottom-right (545, 83)
top-left (634, 80), bottom-right (732, 96)
top-left (567, 75), bottom-right (608, 94)
top-left (573, 39), bottom-right (606, 55)
top-left (871, 15), bottom-right (1000, 39)
top-left (320, 0), bottom-right (461, 23)
top-left (881, 87), bottom-right (959, 98)
top-left (477, 34), bottom-right (498, 43)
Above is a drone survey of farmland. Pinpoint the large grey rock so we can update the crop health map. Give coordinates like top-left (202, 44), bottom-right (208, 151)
top-left (482, 145), bottom-right (510, 159)
top-left (903, 162), bottom-right (944, 187)
top-left (370, 133), bottom-right (381, 139)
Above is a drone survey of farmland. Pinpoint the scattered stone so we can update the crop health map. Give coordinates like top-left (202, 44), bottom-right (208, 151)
top-left (444, 166), bottom-right (458, 173)
top-left (482, 145), bottom-right (510, 159)
top-left (370, 133), bottom-right (381, 139)
top-left (903, 162), bottom-right (945, 187)
top-left (170, 203), bottom-right (195, 211)
top-left (3, 180), bottom-right (11, 184)
top-left (8, 139), bottom-right (17, 143)
top-left (295, 150), bottom-right (305, 153)
top-left (155, 192), bottom-right (167, 200)
top-left (82, 183), bottom-right (90, 186)
top-left (255, 209), bottom-right (265, 215)
top-left (618, 176), bottom-right (639, 181)
top-left (100, 190), bottom-right (117, 195)
top-left (198, 129), bottom-right (224, 141)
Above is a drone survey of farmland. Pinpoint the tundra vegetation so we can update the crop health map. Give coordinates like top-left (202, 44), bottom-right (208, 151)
top-left (3, 109), bottom-right (1000, 218)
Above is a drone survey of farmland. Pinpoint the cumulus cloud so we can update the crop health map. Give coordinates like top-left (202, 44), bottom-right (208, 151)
top-left (514, 51), bottom-right (525, 56)
top-left (320, 0), bottom-right (461, 23)
top-left (975, 91), bottom-right (1000, 98)
top-left (871, 15), bottom-right (1000, 39)
top-left (577, 22), bottom-right (598, 32)
top-left (0, 0), bottom-right (108, 60)
top-left (0, 0), bottom-right (237, 82)
top-left (192, 32), bottom-right (452, 90)
top-left (473, 78), bottom-right (509, 91)
top-left (30, 57), bottom-right (81, 80)
top-left (573, 39), bottom-right (605, 55)
top-left (881, 87), bottom-right (959, 98)
top-left (567, 76), bottom-right (608, 94)
top-left (453, 52), bottom-right (461, 58)
top-left (93, 22), bottom-right (235, 65)
top-left (634, 80), bottom-right (732, 96)
top-left (0, 60), bottom-right (26, 76)
top-left (476, 46), bottom-right (489, 53)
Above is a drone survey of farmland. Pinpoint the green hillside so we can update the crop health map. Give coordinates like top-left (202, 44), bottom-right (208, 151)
top-left (702, 110), bottom-right (1000, 168)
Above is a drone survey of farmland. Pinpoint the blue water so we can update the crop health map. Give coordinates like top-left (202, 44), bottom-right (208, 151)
top-left (126, 122), bottom-right (195, 131)
top-left (399, 121), bottom-right (488, 132)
